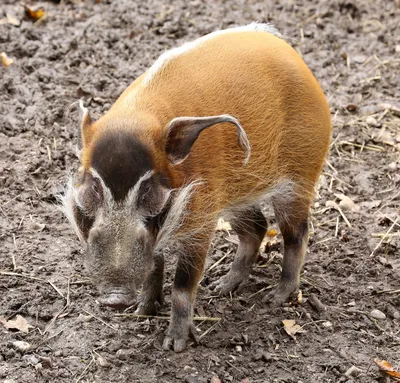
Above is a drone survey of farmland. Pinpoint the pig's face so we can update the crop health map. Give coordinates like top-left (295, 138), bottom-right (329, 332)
top-left (85, 207), bottom-right (153, 308)
top-left (62, 168), bottom-right (170, 309)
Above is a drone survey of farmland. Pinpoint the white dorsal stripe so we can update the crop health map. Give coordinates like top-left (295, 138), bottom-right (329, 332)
top-left (143, 22), bottom-right (282, 86)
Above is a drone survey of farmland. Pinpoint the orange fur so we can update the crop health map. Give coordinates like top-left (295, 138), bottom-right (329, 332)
top-left (81, 30), bottom-right (331, 222)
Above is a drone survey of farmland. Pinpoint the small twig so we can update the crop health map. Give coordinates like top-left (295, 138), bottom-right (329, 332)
top-left (3, 193), bottom-right (22, 206)
top-left (375, 289), bottom-right (400, 295)
top-left (12, 234), bottom-right (17, 271)
top-left (324, 171), bottom-right (353, 189)
top-left (334, 216), bottom-right (339, 237)
top-left (48, 281), bottom-right (65, 299)
top-left (315, 236), bottom-right (335, 245)
top-left (199, 321), bottom-right (221, 340)
top-left (69, 279), bottom-right (91, 285)
top-left (371, 232), bottom-right (400, 238)
top-left (326, 202), bottom-right (352, 228)
top-left (370, 217), bottom-right (398, 257)
top-left (0, 270), bottom-right (46, 282)
top-left (43, 278), bottom-right (72, 335)
top-left (32, 329), bottom-right (64, 350)
top-left (339, 140), bottom-right (384, 152)
top-left (208, 254), bottom-right (228, 271)
top-left (115, 313), bottom-right (221, 322)
top-left (17, 215), bottom-right (25, 230)
top-left (75, 354), bottom-right (95, 383)
top-left (82, 309), bottom-right (118, 330)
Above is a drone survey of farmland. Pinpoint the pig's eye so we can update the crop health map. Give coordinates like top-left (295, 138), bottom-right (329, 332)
top-left (143, 215), bottom-right (156, 230)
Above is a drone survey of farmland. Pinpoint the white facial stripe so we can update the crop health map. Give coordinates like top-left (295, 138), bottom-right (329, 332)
top-left (88, 167), bottom-right (114, 211)
top-left (59, 177), bottom-right (86, 244)
top-left (125, 170), bottom-right (155, 211)
top-left (154, 179), bottom-right (203, 251)
top-left (144, 22), bottom-right (282, 86)
top-left (78, 100), bottom-right (89, 121)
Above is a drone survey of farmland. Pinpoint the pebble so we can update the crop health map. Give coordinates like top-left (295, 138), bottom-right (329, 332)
top-left (97, 356), bottom-right (112, 368)
top-left (0, 365), bottom-right (8, 378)
top-left (387, 304), bottom-right (400, 320)
top-left (235, 345), bottom-right (242, 352)
top-left (12, 341), bottom-right (31, 352)
top-left (370, 309), bottom-right (386, 320)
top-left (262, 352), bottom-right (273, 362)
top-left (366, 116), bottom-right (377, 127)
top-left (377, 256), bottom-right (388, 265)
top-left (116, 349), bottom-right (131, 360)
top-left (210, 376), bottom-right (221, 383)
top-left (183, 365), bottom-right (196, 373)
top-left (22, 354), bottom-right (39, 366)
top-left (344, 365), bottom-right (362, 377)
top-left (322, 321), bottom-right (333, 328)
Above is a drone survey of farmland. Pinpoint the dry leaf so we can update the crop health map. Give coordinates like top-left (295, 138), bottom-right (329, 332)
top-left (267, 229), bottom-right (277, 237)
top-left (1, 52), bottom-right (14, 67)
top-left (6, 13), bottom-right (21, 26)
top-left (0, 315), bottom-right (33, 333)
top-left (335, 193), bottom-right (360, 213)
top-left (216, 218), bottom-right (232, 231)
top-left (282, 319), bottom-right (306, 340)
top-left (25, 6), bottom-right (45, 21)
top-left (374, 359), bottom-right (400, 381)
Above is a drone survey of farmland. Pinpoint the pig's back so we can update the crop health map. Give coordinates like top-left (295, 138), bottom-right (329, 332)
top-left (113, 27), bottom-right (331, 206)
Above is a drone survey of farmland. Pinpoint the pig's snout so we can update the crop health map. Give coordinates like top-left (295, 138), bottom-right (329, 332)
top-left (98, 288), bottom-right (136, 310)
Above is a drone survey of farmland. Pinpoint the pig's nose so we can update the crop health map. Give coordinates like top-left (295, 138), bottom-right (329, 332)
top-left (98, 288), bottom-right (136, 310)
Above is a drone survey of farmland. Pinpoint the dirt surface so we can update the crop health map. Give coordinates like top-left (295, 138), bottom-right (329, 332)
top-left (1, 0), bottom-right (400, 382)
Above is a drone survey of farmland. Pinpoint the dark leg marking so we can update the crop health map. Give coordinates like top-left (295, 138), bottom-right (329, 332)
top-left (264, 196), bottom-right (310, 305)
top-left (212, 207), bottom-right (267, 294)
top-left (163, 236), bottom-right (211, 352)
top-left (136, 252), bottom-right (164, 315)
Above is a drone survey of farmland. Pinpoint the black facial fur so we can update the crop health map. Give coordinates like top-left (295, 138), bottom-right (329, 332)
top-left (91, 130), bottom-right (153, 202)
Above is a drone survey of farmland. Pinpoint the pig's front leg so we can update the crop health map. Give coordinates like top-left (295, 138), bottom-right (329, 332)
top-left (136, 251), bottom-right (164, 315)
top-left (162, 231), bottom-right (213, 352)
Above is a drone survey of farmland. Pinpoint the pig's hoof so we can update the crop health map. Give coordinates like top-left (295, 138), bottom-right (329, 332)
top-left (135, 300), bottom-right (160, 316)
top-left (263, 281), bottom-right (298, 306)
top-left (135, 291), bottom-right (163, 315)
top-left (162, 335), bottom-right (187, 353)
top-left (211, 270), bottom-right (250, 295)
top-left (212, 275), bottom-right (242, 295)
top-left (162, 323), bottom-right (197, 353)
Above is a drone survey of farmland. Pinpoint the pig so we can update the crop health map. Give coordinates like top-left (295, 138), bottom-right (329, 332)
top-left (61, 23), bottom-right (331, 352)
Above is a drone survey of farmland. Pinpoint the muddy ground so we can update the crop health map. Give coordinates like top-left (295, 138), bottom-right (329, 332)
top-left (1, 0), bottom-right (399, 382)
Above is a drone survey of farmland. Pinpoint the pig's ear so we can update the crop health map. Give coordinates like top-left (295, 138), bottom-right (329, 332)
top-left (78, 100), bottom-right (93, 149)
top-left (165, 114), bottom-right (251, 165)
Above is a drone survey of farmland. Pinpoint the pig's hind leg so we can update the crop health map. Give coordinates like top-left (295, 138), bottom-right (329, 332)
top-left (263, 191), bottom-right (310, 305)
top-left (212, 207), bottom-right (267, 295)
